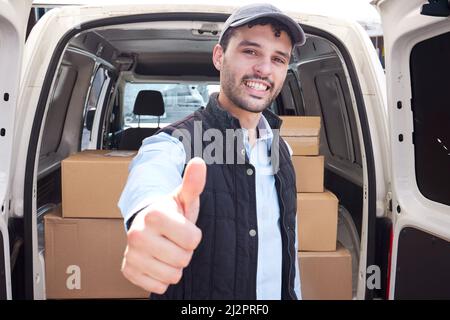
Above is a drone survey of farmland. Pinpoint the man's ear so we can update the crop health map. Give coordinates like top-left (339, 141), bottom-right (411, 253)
top-left (212, 44), bottom-right (224, 71)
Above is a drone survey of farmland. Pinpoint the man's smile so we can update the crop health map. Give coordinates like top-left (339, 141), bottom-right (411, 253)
top-left (243, 79), bottom-right (271, 92)
top-left (242, 78), bottom-right (273, 99)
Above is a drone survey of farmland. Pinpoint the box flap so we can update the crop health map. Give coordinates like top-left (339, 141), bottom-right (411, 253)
top-left (297, 190), bottom-right (338, 202)
top-left (63, 150), bottom-right (136, 164)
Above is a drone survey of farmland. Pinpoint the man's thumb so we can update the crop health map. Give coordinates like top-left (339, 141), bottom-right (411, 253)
top-left (177, 157), bottom-right (207, 222)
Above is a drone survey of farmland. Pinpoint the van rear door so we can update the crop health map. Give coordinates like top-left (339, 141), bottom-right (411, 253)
top-left (0, 0), bottom-right (33, 299)
top-left (376, 0), bottom-right (450, 299)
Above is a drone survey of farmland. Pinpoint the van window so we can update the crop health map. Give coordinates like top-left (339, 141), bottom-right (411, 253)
top-left (122, 83), bottom-right (219, 128)
top-left (410, 31), bottom-right (450, 206)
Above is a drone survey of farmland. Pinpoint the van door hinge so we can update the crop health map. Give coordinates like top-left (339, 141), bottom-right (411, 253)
top-left (385, 191), bottom-right (393, 213)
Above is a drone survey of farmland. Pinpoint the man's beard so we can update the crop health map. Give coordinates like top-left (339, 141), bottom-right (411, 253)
top-left (221, 59), bottom-right (281, 114)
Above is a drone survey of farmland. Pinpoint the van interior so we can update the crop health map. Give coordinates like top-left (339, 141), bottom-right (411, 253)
top-left (13, 17), bottom-right (378, 299)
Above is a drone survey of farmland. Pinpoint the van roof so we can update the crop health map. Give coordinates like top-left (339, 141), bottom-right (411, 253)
top-left (33, 0), bottom-right (381, 35)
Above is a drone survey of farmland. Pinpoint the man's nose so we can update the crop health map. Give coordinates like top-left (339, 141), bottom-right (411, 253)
top-left (253, 57), bottom-right (272, 77)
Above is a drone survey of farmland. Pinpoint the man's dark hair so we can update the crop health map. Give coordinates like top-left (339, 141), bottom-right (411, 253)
top-left (219, 17), bottom-right (294, 52)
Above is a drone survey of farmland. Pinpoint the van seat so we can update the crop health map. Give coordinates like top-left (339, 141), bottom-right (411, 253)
top-left (119, 90), bottom-right (165, 150)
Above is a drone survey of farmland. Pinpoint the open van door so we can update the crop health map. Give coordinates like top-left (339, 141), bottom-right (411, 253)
top-left (375, 0), bottom-right (450, 299)
top-left (0, 0), bottom-right (33, 299)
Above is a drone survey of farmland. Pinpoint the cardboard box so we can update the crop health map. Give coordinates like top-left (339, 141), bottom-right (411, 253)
top-left (298, 243), bottom-right (352, 300)
top-left (280, 116), bottom-right (320, 156)
top-left (279, 116), bottom-right (321, 137)
top-left (62, 150), bottom-right (136, 218)
top-left (297, 191), bottom-right (338, 251)
top-left (280, 117), bottom-right (321, 156)
top-left (283, 136), bottom-right (320, 156)
top-left (44, 206), bottom-right (148, 299)
top-left (292, 156), bottom-right (324, 193)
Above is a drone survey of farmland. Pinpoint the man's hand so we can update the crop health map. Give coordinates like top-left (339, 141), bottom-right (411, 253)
top-left (121, 157), bottom-right (207, 295)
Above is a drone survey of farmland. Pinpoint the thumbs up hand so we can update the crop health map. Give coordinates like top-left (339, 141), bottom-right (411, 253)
top-left (174, 157), bottom-right (206, 223)
top-left (121, 157), bottom-right (207, 295)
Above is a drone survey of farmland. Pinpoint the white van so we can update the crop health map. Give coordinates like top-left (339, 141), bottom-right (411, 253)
top-left (0, 0), bottom-right (449, 300)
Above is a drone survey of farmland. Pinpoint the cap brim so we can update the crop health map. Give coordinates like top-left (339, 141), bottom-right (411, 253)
top-left (229, 12), bottom-right (306, 46)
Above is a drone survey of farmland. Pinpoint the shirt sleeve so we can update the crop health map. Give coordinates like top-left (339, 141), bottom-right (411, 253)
top-left (117, 132), bottom-right (186, 229)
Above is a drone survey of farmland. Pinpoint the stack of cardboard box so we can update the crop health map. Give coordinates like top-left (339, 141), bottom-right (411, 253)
top-left (45, 119), bottom-right (352, 299)
top-left (280, 116), bottom-right (352, 300)
top-left (44, 149), bottom-right (148, 299)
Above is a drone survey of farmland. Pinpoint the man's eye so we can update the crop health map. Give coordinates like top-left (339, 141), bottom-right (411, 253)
top-left (243, 49), bottom-right (256, 55)
top-left (273, 57), bottom-right (286, 64)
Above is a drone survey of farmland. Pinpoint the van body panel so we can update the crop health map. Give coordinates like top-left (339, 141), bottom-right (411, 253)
top-left (0, 0), bottom-right (33, 300)
top-left (376, 0), bottom-right (450, 299)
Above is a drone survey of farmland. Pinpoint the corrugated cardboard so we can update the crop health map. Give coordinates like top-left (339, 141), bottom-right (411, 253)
top-left (279, 116), bottom-right (321, 137)
top-left (298, 243), bottom-right (352, 300)
top-left (279, 117), bottom-right (321, 156)
top-left (44, 206), bottom-right (148, 299)
top-left (283, 136), bottom-right (320, 156)
top-left (62, 150), bottom-right (136, 218)
top-left (297, 191), bottom-right (338, 251)
top-left (292, 156), bottom-right (324, 192)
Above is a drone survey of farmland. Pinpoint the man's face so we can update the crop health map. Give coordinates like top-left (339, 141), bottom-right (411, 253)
top-left (213, 24), bottom-right (292, 113)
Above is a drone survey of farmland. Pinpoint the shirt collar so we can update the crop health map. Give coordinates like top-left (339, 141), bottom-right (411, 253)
top-left (241, 114), bottom-right (274, 146)
top-left (258, 114), bottom-right (274, 143)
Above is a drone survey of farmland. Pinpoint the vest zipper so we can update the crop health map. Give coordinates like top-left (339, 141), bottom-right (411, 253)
top-left (275, 174), bottom-right (296, 300)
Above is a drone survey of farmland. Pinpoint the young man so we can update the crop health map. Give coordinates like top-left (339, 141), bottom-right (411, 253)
top-left (119, 3), bottom-right (306, 300)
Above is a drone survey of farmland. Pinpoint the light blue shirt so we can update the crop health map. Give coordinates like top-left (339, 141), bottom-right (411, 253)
top-left (118, 115), bottom-right (301, 300)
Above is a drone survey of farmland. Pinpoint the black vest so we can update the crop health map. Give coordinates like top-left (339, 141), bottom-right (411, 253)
top-left (151, 93), bottom-right (298, 300)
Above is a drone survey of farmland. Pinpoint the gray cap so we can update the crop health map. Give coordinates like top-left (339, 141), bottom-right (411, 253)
top-left (219, 3), bottom-right (306, 47)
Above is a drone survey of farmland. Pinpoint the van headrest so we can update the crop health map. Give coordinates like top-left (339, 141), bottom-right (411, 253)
top-left (133, 90), bottom-right (165, 116)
